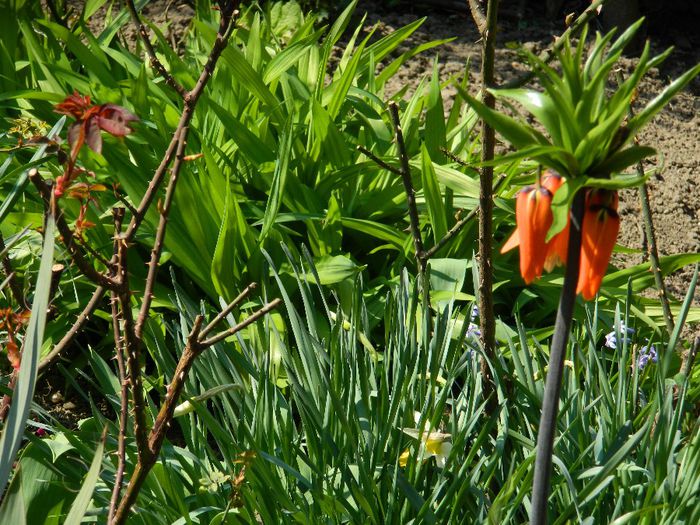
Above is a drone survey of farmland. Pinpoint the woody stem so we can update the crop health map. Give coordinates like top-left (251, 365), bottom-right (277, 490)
top-left (531, 190), bottom-right (585, 525)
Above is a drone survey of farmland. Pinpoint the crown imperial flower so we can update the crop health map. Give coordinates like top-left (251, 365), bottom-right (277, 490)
top-left (502, 172), bottom-right (620, 300)
top-left (576, 189), bottom-right (620, 300)
top-left (501, 170), bottom-right (569, 284)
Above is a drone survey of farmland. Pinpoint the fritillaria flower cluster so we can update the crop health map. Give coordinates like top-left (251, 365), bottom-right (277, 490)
top-left (502, 170), bottom-right (620, 300)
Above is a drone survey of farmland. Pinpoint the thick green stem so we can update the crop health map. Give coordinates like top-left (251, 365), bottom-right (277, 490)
top-left (531, 191), bottom-right (585, 525)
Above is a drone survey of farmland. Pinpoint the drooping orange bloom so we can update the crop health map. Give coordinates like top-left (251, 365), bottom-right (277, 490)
top-left (501, 170), bottom-right (569, 283)
top-left (501, 186), bottom-right (553, 284)
top-left (576, 189), bottom-right (620, 300)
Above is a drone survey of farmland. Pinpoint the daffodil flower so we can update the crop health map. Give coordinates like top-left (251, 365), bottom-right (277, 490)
top-left (399, 412), bottom-right (452, 468)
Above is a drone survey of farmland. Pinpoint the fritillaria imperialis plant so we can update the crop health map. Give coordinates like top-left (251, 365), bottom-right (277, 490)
top-left (463, 20), bottom-right (700, 525)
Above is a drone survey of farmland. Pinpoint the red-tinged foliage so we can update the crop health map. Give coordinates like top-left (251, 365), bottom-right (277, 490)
top-left (577, 189), bottom-right (620, 301)
top-left (53, 91), bottom-right (138, 197)
top-left (0, 308), bottom-right (31, 370)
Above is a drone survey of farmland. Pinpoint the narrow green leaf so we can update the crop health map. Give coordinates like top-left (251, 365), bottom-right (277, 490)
top-left (0, 213), bottom-right (55, 494)
top-left (261, 117), bottom-right (293, 240)
top-left (63, 434), bottom-right (105, 525)
top-left (592, 146), bottom-right (655, 175)
top-left (628, 63), bottom-right (700, 137)
top-left (493, 88), bottom-right (563, 146)
top-left (420, 145), bottom-right (448, 243)
top-left (458, 86), bottom-right (549, 149)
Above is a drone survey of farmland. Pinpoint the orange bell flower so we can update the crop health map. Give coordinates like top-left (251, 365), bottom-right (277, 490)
top-left (576, 189), bottom-right (620, 300)
top-left (501, 170), bottom-right (569, 283)
top-left (501, 185), bottom-right (553, 284)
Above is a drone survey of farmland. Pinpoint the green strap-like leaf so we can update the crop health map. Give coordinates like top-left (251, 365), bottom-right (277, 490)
top-left (63, 433), bottom-right (105, 525)
top-left (628, 62), bottom-right (700, 137)
top-left (458, 86), bottom-right (549, 149)
top-left (260, 117), bottom-right (294, 240)
top-left (0, 213), bottom-right (55, 495)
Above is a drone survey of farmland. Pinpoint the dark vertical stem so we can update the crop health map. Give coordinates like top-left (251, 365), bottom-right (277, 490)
top-left (531, 191), bottom-right (585, 525)
top-left (116, 238), bottom-right (150, 464)
top-left (108, 209), bottom-right (127, 523)
top-left (388, 102), bottom-right (426, 274)
top-left (476, 0), bottom-right (500, 406)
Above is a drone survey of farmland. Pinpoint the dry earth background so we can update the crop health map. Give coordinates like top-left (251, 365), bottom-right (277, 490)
top-left (38, 0), bottom-right (699, 427)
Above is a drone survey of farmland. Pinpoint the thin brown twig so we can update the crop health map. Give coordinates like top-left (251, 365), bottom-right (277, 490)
top-left (134, 126), bottom-right (190, 338)
top-left (388, 102), bottom-right (426, 274)
top-left (501, 0), bottom-right (607, 89)
top-left (467, 0), bottom-right (487, 34)
top-left (76, 234), bottom-right (113, 268)
top-left (28, 169), bottom-right (120, 290)
top-left (422, 149), bottom-right (509, 260)
top-left (200, 298), bottom-right (283, 347)
top-left (356, 145), bottom-right (402, 176)
top-left (38, 286), bottom-right (106, 371)
top-left (440, 147), bottom-right (473, 168)
top-left (637, 170), bottom-right (675, 334)
top-left (113, 191), bottom-right (138, 219)
top-left (0, 233), bottom-right (24, 307)
top-left (199, 282), bottom-right (258, 339)
top-left (613, 71), bottom-right (675, 334)
top-left (110, 5), bottom-right (241, 523)
top-left (472, 0), bottom-right (500, 410)
top-left (112, 295), bottom-right (281, 524)
top-left (121, 1), bottom-right (238, 246)
top-left (108, 208), bottom-right (128, 523)
top-left (124, 0), bottom-right (188, 99)
top-left (115, 236), bottom-right (150, 465)
top-left (424, 178), bottom-right (510, 261)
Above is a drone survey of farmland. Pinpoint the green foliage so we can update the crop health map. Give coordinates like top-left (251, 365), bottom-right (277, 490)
top-left (6, 260), bottom-right (700, 524)
top-left (462, 22), bottom-right (700, 238)
top-left (0, 212), bottom-right (54, 495)
top-left (0, 1), bottom-right (699, 523)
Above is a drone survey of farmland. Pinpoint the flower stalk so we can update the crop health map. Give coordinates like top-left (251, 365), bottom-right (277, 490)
top-left (531, 190), bottom-right (585, 525)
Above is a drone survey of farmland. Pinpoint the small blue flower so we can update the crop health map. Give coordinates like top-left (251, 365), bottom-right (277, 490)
top-left (604, 322), bottom-right (634, 349)
top-left (470, 305), bottom-right (479, 321)
top-left (467, 322), bottom-right (481, 339)
top-left (637, 344), bottom-right (658, 371)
